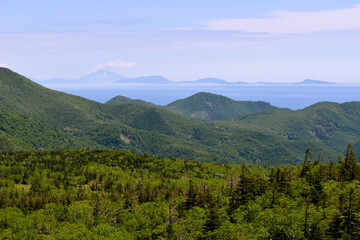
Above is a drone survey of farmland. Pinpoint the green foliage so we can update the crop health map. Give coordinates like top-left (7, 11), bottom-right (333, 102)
top-left (225, 101), bottom-right (360, 160)
top-left (0, 146), bottom-right (359, 238)
top-left (339, 143), bottom-right (360, 181)
top-left (0, 108), bottom-right (96, 150)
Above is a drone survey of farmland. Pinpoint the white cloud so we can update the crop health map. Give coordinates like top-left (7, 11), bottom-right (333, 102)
top-left (202, 4), bottom-right (360, 34)
top-left (91, 60), bottom-right (137, 72)
top-left (0, 63), bottom-right (9, 68)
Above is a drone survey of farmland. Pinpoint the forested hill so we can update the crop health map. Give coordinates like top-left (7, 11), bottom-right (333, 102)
top-left (0, 67), bottom-right (324, 164)
top-left (1, 67), bottom-right (360, 165)
top-left (164, 92), bottom-right (280, 121)
top-left (106, 95), bottom-right (156, 107)
top-left (106, 92), bottom-right (279, 121)
top-left (225, 100), bottom-right (360, 155)
top-left (0, 147), bottom-right (360, 239)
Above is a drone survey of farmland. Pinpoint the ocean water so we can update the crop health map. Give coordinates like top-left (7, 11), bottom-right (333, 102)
top-left (49, 84), bottom-right (360, 110)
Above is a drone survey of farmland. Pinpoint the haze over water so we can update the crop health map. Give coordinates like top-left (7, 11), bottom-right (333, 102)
top-left (52, 84), bottom-right (359, 110)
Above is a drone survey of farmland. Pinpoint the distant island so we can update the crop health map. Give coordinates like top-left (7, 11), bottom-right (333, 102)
top-left (295, 79), bottom-right (336, 85)
top-left (34, 70), bottom-right (337, 85)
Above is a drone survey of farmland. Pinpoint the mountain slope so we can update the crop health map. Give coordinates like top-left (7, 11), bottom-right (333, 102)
top-left (165, 92), bottom-right (280, 121)
top-left (0, 108), bottom-right (99, 150)
top-left (224, 101), bottom-right (360, 155)
top-left (0, 68), bottom-right (213, 156)
top-left (1, 68), bottom-right (307, 164)
top-left (0, 130), bottom-right (29, 151)
top-left (1, 68), bottom-right (356, 165)
top-left (0, 68), bottom-right (112, 129)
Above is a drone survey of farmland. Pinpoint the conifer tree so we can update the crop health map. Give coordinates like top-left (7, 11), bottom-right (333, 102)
top-left (340, 187), bottom-right (360, 238)
top-left (183, 180), bottom-right (197, 210)
top-left (328, 161), bottom-right (337, 181)
top-left (227, 165), bottom-right (254, 222)
top-left (327, 214), bottom-right (342, 239)
top-left (203, 197), bottom-right (221, 233)
top-left (300, 148), bottom-right (312, 178)
top-left (341, 143), bottom-right (360, 181)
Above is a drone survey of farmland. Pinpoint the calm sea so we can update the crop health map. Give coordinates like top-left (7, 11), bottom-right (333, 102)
top-left (48, 84), bottom-right (360, 110)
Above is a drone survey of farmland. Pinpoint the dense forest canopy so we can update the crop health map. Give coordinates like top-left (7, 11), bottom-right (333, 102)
top-left (0, 145), bottom-right (359, 239)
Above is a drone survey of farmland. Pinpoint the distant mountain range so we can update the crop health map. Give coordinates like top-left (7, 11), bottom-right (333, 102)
top-left (39, 70), bottom-right (125, 84)
top-left (179, 78), bottom-right (230, 84)
top-left (35, 70), bottom-right (336, 85)
top-left (115, 75), bottom-right (172, 84)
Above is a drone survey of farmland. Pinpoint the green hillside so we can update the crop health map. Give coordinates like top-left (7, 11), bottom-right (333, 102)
top-left (0, 108), bottom-right (99, 150)
top-left (224, 101), bottom-right (360, 156)
top-left (83, 103), bottom-right (309, 164)
top-left (1, 68), bottom-right (309, 164)
top-left (0, 130), bottom-right (28, 151)
top-left (103, 93), bottom-right (351, 163)
top-left (0, 67), bottom-right (111, 129)
top-left (165, 92), bottom-right (279, 121)
top-left (1, 67), bottom-right (358, 165)
top-left (106, 95), bottom-right (156, 107)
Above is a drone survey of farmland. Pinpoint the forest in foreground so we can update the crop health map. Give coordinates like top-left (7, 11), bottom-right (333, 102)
top-left (0, 145), bottom-right (360, 239)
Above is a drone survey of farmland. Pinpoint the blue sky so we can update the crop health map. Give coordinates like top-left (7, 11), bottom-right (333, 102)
top-left (1, 0), bottom-right (360, 82)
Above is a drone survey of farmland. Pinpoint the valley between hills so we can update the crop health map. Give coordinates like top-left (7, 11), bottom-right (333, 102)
top-left (1, 67), bottom-right (360, 165)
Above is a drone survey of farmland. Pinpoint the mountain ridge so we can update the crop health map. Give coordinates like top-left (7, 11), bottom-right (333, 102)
top-left (0, 67), bottom-right (356, 165)
top-left (106, 95), bottom-right (156, 107)
top-left (164, 92), bottom-right (281, 121)
top-left (225, 100), bottom-right (360, 154)
top-left (0, 67), bottom-right (306, 164)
